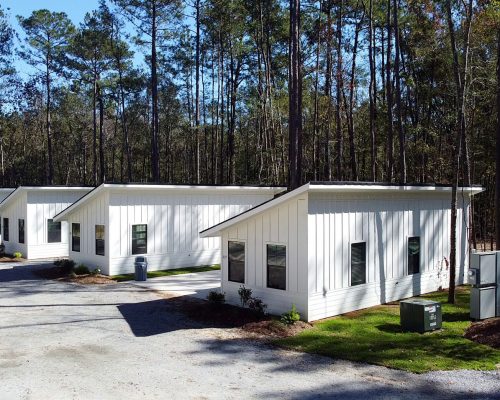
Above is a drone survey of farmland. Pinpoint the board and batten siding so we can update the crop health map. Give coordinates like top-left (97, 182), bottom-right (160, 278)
top-left (2, 191), bottom-right (28, 257)
top-left (67, 191), bottom-right (109, 271)
top-left (107, 191), bottom-right (276, 275)
top-left (307, 192), bottom-right (470, 321)
top-left (221, 195), bottom-right (309, 318)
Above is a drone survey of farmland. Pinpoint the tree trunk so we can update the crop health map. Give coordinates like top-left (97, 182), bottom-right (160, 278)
top-left (496, 28), bottom-right (500, 250)
top-left (93, 73), bottom-right (98, 186)
top-left (46, 58), bottom-right (53, 185)
top-left (98, 82), bottom-right (105, 184)
top-left (151, 0), bottom-right (160, 182)
top-left (368, 0), bottom-right (377, 181)
top-left (335, 0), bottom-right (343, 181)
top-left (289, 0), bottom-right (302, 189)
top-left (385, 0), bottom-right (394, 182)
top-left (195, 0), bottom-right (201, 184)
top-left (393, 0), bottom-right (406, 183)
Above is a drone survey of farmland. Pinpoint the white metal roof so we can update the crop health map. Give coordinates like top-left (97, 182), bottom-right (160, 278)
top-left (53, 183), bottom-right (287, 222)
top-left (200, 182), bottom-right (484, 237)
top-left (0, 186), bottom-right (93, 211)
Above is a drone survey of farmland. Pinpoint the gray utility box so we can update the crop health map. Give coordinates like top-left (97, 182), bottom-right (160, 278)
top-left (468, 251), bottom-right (500, 319)
top-left (400, 299), bottom-right (442, 333)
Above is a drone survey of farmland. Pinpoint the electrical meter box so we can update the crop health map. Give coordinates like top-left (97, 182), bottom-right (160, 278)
top-left (468, 252), bottom-right (497, 286)
top-left (400, 299), bottom-right (442, 333)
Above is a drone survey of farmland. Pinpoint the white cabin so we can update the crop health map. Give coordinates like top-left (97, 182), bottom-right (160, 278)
top-left (0, 187), bottom-right (93, 259)
top-left (53, 184), bottom-right (285, 275)
top-left (200, 182), bottom-right (483, 322)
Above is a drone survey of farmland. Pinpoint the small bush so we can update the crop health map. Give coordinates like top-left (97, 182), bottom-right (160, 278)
top-left (238, 285), bottom-right (252, 307)
top-left (74, 264), bottom-right (90, 275)
top-left (91, 267), bottom-right (102, 275)
top-left (207, 290), bottom-right (225, 304)
top-left (280, 304), bottom-right (301, 325)
top-left (0, 243), bottom-right (5, 255)
top-left (248, 297), bottom-right (267, 316)
top-left (13, 252), bottom-right (22, 259)
top-left (58, 259), bottom-right (76, 274)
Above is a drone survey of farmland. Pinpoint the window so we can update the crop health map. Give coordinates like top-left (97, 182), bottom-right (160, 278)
top-left (267, 244), bottom-right (286, 290)
top-left (132, 224), bottom-right (147, 255)
top-left (3, 218), bottom-right (9, 241)
top-left (228, 241), bottom-right (245, 283)
top-left (95, 225), bottom-right (105, 256)
top-left (18, 219), bottom-right (25, 244)
top-left (72, 223), bottom-right (80, 252)
top-left (47, 219), bottom-right (61, 243)
top-left (408, 237), bottom-right (420, 275)
top-left (351, 242), bottom-right (366, 286)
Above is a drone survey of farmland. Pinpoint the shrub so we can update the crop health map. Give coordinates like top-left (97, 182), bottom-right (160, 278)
top-left (280, 304), bottom-right (301, 325)
top-left (58, 259), bottom-right (76, 274)
top-left (207, 290), bottom-right (225, 304)
top-left (74, 264), bottom-right (90, 275)
top-left (248, 297), bottom-right (267, 316)
top-left (238, 285), bottom-right (252, 307)
top-left (0, 243), bottom-right (5, 255)
top-left (91, 267), bottom-right (102, 275)
top-left (13, 252), bottom-right (22, 259)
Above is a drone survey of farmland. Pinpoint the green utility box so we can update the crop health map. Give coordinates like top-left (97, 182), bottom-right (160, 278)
top-left (400, 299), bottom-right (442, 333)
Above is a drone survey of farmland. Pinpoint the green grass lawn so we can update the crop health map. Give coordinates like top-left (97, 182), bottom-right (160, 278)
top-left (277, 287), bottom-right (500, 373)
top-left (112, 264), bottom-right (220, 282)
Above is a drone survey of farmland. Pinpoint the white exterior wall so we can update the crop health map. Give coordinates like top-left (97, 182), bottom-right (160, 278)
top-left (221, 195), bottom-right (309, 317)
top-left (26, 191), bottom-right (90, 259)
top-left (107, 190), bottom-right (275, 275)
top-left (2, 192), bottom-right (28, 257)
top-left (67, 191), bottom-right (109, 272)
top-left (307, 192), bottom-right (470, 321)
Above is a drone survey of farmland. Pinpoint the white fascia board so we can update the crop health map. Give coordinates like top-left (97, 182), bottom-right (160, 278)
top-left (308, 184), bottom-right (484, 195)
top-left (54, 184), bottom-right (287, 222)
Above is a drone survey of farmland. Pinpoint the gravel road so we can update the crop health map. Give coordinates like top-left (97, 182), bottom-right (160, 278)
top-left (0, 262), bottom-right (498, 400)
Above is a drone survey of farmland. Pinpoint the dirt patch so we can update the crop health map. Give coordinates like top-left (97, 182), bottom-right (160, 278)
top-left (0, 256), bottom-right (25, 263)
top-left (242, 320), bottom-right (312, 338)
top-left (162, 294), bottom-right (312, 338)
top-left (464, 318), bottom-right (500, 349)
top-left (33, 266), bottom-right (116, 285)
top-left (58, 274), bottom-right (117, 285)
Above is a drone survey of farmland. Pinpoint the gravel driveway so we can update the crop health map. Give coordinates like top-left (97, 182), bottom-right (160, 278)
top-left (0, 263), bottom-right (498, 400)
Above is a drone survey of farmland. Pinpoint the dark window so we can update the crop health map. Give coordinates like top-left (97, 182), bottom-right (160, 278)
top-left (267, 244), bottom-right (286, 290)
top-left (228, 241), bottom-right (245, 283)
top-left (18, 219), bottom-right (25, 244)
top-left (47, 219), bottom-right (61, 243)
top-left (95, 225), bottom-right (105, 256)
top-left (408, 237), bottom-right (420, 275)
top-left (3, 218), bottom-right (9, 241)
top-left (351, 242), bottom-right (366, 286)
top-left (132, 224), bottom-right (147, 255)
top-left (72, 223), bottom-right (80, 252)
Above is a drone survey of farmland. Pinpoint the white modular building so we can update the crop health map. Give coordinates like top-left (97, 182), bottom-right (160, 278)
top-left (0, 187), bottom-right (93, 259)
top-left (201, 182), bottom-right (483, 322)
top-left (53, 184), bottom-right (286, 276)
top-left (0, 188), bottom-right (15, 241)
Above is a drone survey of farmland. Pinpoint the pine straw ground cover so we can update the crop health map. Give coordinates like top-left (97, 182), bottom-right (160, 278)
top-left (276, 287), bottom-right (500, 373)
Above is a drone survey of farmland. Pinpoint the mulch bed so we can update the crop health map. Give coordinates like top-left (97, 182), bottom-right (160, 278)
top-left (33, 266), bottom-right (116, 285)
top-left (464, 318), bottom-right (500, 349)
top-left (0, 256), bottom-right (25, 263)
top-left (165, 295), bottom-right (312, 338)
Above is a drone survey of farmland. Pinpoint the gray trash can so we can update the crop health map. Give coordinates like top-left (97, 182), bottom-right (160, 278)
top-left (134, 256), bottom-right (148, 281)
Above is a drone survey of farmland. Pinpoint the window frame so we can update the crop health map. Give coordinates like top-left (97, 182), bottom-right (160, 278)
top-left (47, 219), bottom-right (61, 243)
top-left (227, 240), bottom-right (246, 283)
top-left (131, 224), bottom-right (148, 255)
top-left (266, 242), bottom-right (287, 291)
top-left (71, 223), bottom-right (81, 252)
top-left (3, 217), bottom-right (9, 242)
top-left (95, 224), bottom-right (105, 256)
top-left (407, 236), bottom-right (421, 275)
top-left (350, 241), bottom-right (367, 287)
top-left (18, 219), bottom-right (25, 244)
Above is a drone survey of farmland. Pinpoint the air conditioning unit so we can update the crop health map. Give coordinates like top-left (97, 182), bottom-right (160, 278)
top-left (400, 299), bottom-right (442, 333)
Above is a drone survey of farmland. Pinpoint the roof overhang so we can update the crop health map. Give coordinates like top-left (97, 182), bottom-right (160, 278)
top-left (0, 186), bottom-right (93, 211)
top-left (200, 182), bottom-right (484, 238)
top-left (53, 183), bottom-right (287, 222)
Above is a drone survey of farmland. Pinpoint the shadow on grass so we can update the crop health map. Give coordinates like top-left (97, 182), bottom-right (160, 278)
top-left (376, 323), bottom-right (402, 333)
